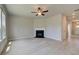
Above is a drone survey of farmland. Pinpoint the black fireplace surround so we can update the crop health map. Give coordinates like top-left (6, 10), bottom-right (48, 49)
top-left (36, 30), bottom-right (44, 38)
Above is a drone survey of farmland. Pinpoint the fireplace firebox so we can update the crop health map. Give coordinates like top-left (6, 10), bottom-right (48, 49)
top-left (36, 30), bottom-right (44, 38)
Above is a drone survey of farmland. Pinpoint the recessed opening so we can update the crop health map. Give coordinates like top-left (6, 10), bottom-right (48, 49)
top-left (36, 30), bottom-right (44, 38)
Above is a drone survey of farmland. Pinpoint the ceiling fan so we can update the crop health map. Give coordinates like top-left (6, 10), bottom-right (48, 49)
top-left (31, 7), bottom-right (48, 16)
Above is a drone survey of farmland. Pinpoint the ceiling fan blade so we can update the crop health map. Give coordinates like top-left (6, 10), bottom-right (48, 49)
top-left (41, 14), bottom-right (45, 16)
top-left (36, 14), bottom-right (38, 16)
top-left (43, 10), bottom-right (48, 12)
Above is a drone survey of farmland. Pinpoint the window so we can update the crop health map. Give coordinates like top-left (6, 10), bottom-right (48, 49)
top-left (2, 11), bottom-right (6, 39)
top-left (0, 8), bottom-right (6, 41)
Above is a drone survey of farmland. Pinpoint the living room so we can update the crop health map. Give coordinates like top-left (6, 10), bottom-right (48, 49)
top-left (0, 4), bottom-right (79, 55)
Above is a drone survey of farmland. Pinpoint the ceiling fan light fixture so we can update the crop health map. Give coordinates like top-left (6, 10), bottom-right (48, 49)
top-left (38, 12), bottom-right (41, 15)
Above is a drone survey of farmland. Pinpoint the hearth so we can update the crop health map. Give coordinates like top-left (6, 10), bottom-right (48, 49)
top-left (36, 30), bottom-right (44, 38)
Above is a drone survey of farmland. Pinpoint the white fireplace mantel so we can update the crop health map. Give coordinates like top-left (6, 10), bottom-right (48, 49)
top-left (35, 28), bottom-right (45, 30)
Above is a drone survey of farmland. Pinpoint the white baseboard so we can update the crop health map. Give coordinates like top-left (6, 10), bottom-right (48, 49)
top-left (45, 36), bottom-right (62, 41)
top-left (8, 36), bottom-right (34, 40)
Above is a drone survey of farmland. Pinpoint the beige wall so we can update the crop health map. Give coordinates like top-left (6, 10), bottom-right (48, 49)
top-left (7, 14), bottom-right (67, 41)
top-left (62, 16), bottom-right (68, 40)
top-left (8, 16), bottom-right (34, 40)
top-left (34, 19), bottom-right (46, 28)
top-left (45, 14), bottom-right (63, 41)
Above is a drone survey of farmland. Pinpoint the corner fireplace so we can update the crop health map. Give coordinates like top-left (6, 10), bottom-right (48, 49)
top-left (36, 30), bottom-right (44, 38)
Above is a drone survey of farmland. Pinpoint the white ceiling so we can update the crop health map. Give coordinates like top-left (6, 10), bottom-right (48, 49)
top-left (5, 4), bottom-right (79, 19)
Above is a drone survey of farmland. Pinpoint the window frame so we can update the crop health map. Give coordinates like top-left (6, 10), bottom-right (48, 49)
top-left (0, 8), bottom-right (2, 41)
top-left (1, 8), bottom-right (6, 39)
top-left (0, 7), bottom-right (6, 42)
